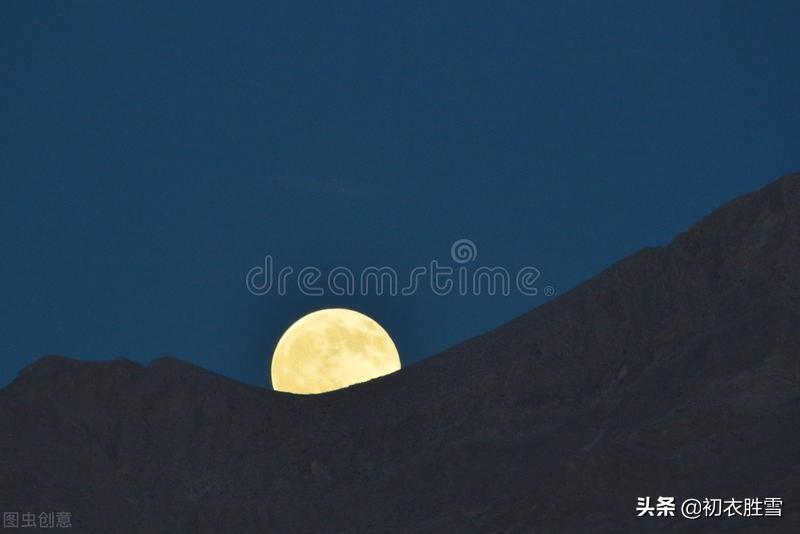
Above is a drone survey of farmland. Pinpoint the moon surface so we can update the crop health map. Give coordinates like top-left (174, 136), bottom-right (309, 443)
top-left (271, 308), bottom-right (401, 394)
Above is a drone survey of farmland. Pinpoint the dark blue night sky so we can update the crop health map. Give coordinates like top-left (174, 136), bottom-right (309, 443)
top-left (2, 2), bottom-right (798, 388)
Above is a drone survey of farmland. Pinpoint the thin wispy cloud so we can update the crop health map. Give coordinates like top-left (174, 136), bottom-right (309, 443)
top-left (271, 176), bottom-right (388, 199)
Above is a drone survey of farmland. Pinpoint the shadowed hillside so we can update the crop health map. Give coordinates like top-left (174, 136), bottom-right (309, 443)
top-left (2, 174), bottom-right (799, 532)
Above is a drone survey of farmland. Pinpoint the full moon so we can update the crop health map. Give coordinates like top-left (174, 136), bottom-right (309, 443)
top-left (271, 308), bottom-right (401, 394)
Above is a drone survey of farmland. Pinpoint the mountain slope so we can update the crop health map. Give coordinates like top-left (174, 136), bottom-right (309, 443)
top-left (2, 174), bottom-right (799, 533)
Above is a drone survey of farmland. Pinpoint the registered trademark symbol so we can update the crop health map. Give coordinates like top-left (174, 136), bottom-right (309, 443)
top-left (544, 285), bottom-right (556, 297)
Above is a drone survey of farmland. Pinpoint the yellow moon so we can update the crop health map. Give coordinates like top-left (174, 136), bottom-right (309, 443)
top-left (271, 308), bottom-right (401, 394)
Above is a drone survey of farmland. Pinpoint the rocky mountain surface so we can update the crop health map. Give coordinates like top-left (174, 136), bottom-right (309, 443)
top-left (2, 174), bottom-right (799, 532)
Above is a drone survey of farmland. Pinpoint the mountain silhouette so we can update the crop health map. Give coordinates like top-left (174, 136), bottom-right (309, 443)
top-left (2, 174), bottom-right (799, 533)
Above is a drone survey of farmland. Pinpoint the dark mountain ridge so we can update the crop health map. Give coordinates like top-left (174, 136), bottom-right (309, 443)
top-left (2, 174), bottom-right (799, 532)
